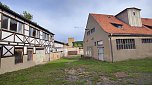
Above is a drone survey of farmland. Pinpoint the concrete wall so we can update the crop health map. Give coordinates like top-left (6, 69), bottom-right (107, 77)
top-left (0, 55), bottom-right (36, 74)
top-left (111, 36), bottom-right (152, 61)
top-left (116, 10), bottom-right (129, 25)
top-left (34, 49), bottom-right (45, 65)
top-left (50, 52), bottom-right (62, 61)
top-left (116, 8), bottom-right (142, 27)
top-left (83, 14), bottom-right (112, 61)
top-left (127, 9), bottom-right (142, 27)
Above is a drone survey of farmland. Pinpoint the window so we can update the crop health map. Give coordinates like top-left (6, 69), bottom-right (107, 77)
top-left (2, 15), bottom-right (9, 29)
top-left (94, 42), bottom-right (96, 46)
top-left (111, 23), bottom-right (123, 28)
top-left (91, 28), bottom-right (95, 33)
top-left (27, 49), bottom-right (33, 61)
top-left (29, 27), bottom-right (36, 37)
top-left (18, 22), bottom-right (23, 34)
top-left (133, 12), bottom-right (136, 15)
top-left (116, 39), bottom-right (136, 50)
top-left (46, 34), bottom-right (49, 40)
top-left (97, 40), bottom-right (103, 46)
top-left (87, 31), bottom-right (90, 35)
top-left (14, 48), bottom-right (23, 64)
top-left (142, 38), bottom-right (152, 43)
top-left (42, 32), bottom-right (46, 39)
top-left (36, 30), bottom-right (40, 38)
top-left (10, 19), bottom-right (17, 32)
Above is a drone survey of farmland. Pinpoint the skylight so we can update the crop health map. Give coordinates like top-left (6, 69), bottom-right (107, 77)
top-left (144, 25), bottom-right (152, 29)
top-left (111, 23), bottom-right (123, 28)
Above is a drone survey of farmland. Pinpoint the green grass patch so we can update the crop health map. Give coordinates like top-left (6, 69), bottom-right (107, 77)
top-left (0, 56), bottom-right (152, 85)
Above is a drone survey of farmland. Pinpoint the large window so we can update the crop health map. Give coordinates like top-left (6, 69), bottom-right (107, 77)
top-left (27, 49), bottom-right (33, 61)
top-left (142, 38), bottom-right (152, 43)
top-left (1, 15), bottom-right (24, 34)
top-left (14, 48), bottom-right (23, 64)
top-left (1, 15), bottom-right (9, 29)
top-left (18, 22), bottom-right (23, 34)
top-left (10, 19), bottom-right (17, 32)
top-left (116, 39), bottom-right (136, 50)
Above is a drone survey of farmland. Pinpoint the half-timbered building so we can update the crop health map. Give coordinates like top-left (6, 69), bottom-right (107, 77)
top-left (0, 5), bottom-right (54, 74)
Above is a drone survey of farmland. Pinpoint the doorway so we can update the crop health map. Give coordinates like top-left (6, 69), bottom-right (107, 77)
top-left (98, 47), bottom-right (104, 61)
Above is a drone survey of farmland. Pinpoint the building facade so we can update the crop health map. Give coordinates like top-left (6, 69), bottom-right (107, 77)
top-left (51, 40), bottom-right (68, 60)
top-left (0, 5), bottom-right (54, 74)
top-left (83, 7), bottom-right (152, 62)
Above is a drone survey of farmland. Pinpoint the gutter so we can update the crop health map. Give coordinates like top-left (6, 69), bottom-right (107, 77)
top-left (109, 33), bottom-right (114, 63)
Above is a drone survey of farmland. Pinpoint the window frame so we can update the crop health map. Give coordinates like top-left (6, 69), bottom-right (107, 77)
top-left (116, 39), bottom-right (136, 50)
top-left (1, 14), bottom-right (9, 30)
top-left (9, 18), bottom-right (18, 32)
top-left (17, 22), bottom-right (24, 34)
top-left (142, 38), bottom-right (152, 43)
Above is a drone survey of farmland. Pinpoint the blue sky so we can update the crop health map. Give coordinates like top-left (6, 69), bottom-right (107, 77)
top-left (0, 0), bottom-right (151, 42)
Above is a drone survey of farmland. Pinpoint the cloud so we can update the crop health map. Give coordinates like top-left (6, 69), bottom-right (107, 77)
top-left (1, 0), bottom-right (152, 42)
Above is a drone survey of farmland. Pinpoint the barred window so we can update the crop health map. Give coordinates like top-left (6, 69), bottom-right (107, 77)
top-left (142, 38), bottom-right (152, 43)
top-left (116, 39), bottom-right (136, 50)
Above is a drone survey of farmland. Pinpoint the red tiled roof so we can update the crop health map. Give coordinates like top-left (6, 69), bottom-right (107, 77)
top-left (91, 13), bottom-right (152, 35)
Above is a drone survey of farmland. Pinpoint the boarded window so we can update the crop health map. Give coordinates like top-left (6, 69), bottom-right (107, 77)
top-left (10, 19), bottom-right (17, 32)
top-left (14, 48), bottom-right (23, 64)
top-left (116, 39), bottom-right (136, 50)
top-left (27, 49), bottom-right (33, 61)
top-left (2, 15), bottom-right (9, 29)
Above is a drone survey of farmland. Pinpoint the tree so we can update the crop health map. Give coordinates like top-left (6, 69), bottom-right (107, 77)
top-left (0, 2), bottom-right (10, 9)
top-left (22, 11), bottom-right (33, 20)
top-left (73, 43), bottom-right (78, 47)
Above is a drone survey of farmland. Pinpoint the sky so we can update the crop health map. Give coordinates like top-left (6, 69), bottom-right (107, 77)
top-left (0, 0), bottom-right (151, 42)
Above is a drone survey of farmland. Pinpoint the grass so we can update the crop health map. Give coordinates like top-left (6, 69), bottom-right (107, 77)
top-left (0, 56), bottom-right (152, 85)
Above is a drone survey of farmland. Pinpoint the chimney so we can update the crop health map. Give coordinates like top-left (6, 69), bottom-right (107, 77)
top-left (115, 7), bottom-right (142, 27)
